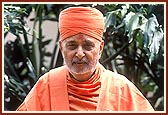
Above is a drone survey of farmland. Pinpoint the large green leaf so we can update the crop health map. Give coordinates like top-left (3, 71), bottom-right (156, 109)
top-left (104, 5), bottom-right (128, 32)
top-left (124, 12), bottom-right (147, 38)
top-left (143, 15), bottom-right (164, 63)
top-left (104, 11), bottom-right (117, 32)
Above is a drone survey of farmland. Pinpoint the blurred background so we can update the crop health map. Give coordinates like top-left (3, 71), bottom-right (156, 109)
top-left (3, 3), bottom-right (165, 111)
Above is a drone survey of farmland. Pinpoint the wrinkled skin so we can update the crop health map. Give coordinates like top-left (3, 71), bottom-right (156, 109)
top-left (59, 33), bottom-right (104, 82)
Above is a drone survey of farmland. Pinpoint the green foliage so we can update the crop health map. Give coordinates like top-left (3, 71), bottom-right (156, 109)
top-left (4, 6), bottom-right (28, 35)
top-left (3, 4), bottom-right (68, 111)
top-left (3, 4), bottom-right (164, 111)
top-left (102, 4), bottom-right (164, 110)
top-left (4, 5), bottom-right (35, 110)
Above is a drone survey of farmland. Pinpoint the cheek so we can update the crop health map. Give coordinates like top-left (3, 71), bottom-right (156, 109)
top-left (88, 50), bottom-right (100, 61)
top-left (62, 50), bottom-right (74, 61)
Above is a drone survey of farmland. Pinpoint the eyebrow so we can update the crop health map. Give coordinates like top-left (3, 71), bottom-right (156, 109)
top-left (66, 39), bottom-right (94, 43)
top-left (83, 40), bottom-right (95, 46)
top-left (66, 40), bottom-right (76, 44)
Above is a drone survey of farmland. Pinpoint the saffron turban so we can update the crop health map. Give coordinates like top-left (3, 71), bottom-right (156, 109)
top-left (59, 7), bottom-right (104, 41)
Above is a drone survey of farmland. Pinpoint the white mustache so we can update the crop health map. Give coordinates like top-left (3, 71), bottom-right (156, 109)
top-left (72, 58), bottom-right (88, 64)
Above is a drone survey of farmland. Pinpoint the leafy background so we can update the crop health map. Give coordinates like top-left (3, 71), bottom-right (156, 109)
top-left (3, 3), bottom-right (164, 111)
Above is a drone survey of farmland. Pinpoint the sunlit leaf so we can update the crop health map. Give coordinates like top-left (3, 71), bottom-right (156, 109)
top-left (143, 15), bottom-right (164, 64)
top-left (124, 12), bottom-right (147, 37)
top-left (104, 11), bottom-right (118, 32)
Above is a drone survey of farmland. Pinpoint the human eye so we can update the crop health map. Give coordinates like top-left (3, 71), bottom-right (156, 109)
top-left (83, 41), bottom-right (95, 51)
top-left (66, 42), bottom-right (77, 50)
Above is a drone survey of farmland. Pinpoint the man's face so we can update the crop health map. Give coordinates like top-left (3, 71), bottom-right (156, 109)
top-left (59, 33), bottom-right (104, 80)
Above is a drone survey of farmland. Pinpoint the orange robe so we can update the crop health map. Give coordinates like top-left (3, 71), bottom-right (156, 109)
top-left (17, 64), bottom-right (154, 111)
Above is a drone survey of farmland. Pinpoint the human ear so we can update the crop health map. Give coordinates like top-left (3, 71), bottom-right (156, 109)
top-left (99, 40), bottom-right (104, 56)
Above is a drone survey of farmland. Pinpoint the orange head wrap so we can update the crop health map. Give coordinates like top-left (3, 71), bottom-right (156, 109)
top-left (59, 7), bottom-right (104, 41)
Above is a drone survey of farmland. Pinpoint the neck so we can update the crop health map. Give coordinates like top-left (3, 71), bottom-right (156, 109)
top-left (69, 70), bottom-right (96, 82)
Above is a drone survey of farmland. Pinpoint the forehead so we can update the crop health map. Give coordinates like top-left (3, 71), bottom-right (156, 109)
top-left (62, 34), bottom-right (98, 44)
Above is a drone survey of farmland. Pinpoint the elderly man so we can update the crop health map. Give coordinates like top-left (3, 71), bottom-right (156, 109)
top-left (17, 6), bottom-right (154, 111)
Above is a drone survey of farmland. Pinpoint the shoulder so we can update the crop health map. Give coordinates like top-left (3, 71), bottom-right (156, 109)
top-left (100, 69), bottom-right (154, 111)
top-left (29, 65), bottom-right (67, 91)
top-left (101, 70), bottom-right (131, 87)
top-left (38, 66), bottom-right (67, 83)
top-left (99, 64), bottom-right (131, 88)
top-left (24, 66), bottom-right (67, 101)
top-left (101, 69), bottom-right (143, 95)
top-left (48, 65), bottom-right (67, 75)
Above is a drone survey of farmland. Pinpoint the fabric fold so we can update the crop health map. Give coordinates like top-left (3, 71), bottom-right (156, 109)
top-left (59, 7), bottom-right (104, 41)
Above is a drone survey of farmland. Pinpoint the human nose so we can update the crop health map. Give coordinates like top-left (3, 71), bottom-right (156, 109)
top-left (75, 46), bottom-right (85, 59)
